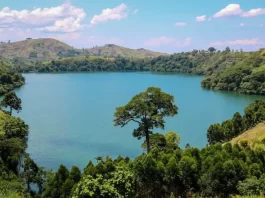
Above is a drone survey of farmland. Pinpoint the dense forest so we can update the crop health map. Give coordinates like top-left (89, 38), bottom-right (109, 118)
top-left (12, 47), bottom-right (265, 95)
top-left (1, 88), bottom-right (265, 198)
top-left (201, 48), bottom-right (265, 95)
top-left (0, 59), bottom-right (25, 95)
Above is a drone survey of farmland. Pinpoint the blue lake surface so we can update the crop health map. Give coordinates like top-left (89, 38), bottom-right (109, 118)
top-left (13, 72), bottom-right (265, 170)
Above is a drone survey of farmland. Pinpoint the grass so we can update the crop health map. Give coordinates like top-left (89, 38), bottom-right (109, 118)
top-left (0, 193), bottom-right (24, 198)
top-left (0, 110), bottom-right (9, 136)
top-left (253, 64), bottom-right (265, 74)
top-left (230, 122), bottom-right (265, 150)
top-left (231, 196), bottom-right (264, 198)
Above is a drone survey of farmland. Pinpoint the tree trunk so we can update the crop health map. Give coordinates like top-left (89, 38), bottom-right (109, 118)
top-left (146, 132), bottom-right (150, 153)
top-left (27, 180), bottom-right (30, 191)
top-left (10, 107), bottom-right (12, 116)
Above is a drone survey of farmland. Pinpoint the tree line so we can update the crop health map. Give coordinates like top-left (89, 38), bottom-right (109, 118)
top-left (12, 47), bottom-right (265, 95)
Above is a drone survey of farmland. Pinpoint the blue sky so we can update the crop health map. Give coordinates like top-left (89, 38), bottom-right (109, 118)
top-left (0, 0), bottom-right (264, 53)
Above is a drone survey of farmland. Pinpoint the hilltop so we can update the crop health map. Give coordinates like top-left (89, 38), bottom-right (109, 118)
top-left (0, 38), bottom-right (167, 60)
top-left (87, 44), bottom-right (168, 58)
top-left (230, 122), bottom-right (265, 150)
top-left (0, 38), bottom-right (80, 60)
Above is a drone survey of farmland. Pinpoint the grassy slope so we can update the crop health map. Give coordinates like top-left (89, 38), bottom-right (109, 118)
top-left (0, 111), bottom-right (9, 136)
top-left (87, 44), bottom-right (168, 58)
top-left (230, 122), bottom-right (265, 150)
top-left (0, 38), bottom-right (74, 59)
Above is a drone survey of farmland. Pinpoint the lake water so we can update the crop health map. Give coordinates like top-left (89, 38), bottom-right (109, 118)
top-left (13, 73), bottom-right (265, 170)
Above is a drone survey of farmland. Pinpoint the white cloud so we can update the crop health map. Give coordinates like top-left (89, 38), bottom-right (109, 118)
top-left (0, 27), bottom-right (30, 38)
top-left (196, 15), bottom-right (206, 22)
top-left (37, 17), bottom-right (84, 33)
top-left (210, 38), bottom-right (264, 46)
top-left (183, 37), bottom-right (192, 46)
top-left (144, 36), bottom-right (192, 47)
top-left (227, 39), bottom-right (264, 46)
top-left (145, 36), bottom-right (175, 47)
top-left (0, 26), bottom-right (82, 44)
top-left (175, 22), bottom-right (187, 26)
top-left (65, 0), bottom-right (71, 4)
top-left (241, 8), bottom-right (265, 17)
top-left (240, 23), bottom-right (244, 27)
top-left (133, 9), bottom-right (138, 14)
top-left (213, 4), bottom-right (265, 18)
top-left (213, 4), bottom-right (243, 18)
top-left (0, 3), bottom-right (86, 32)
top-left (90, 3), bottom-right (128, 25)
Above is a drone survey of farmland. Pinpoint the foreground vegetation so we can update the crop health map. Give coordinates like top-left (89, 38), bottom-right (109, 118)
top-left (1, 88), bottom-right (265, 197)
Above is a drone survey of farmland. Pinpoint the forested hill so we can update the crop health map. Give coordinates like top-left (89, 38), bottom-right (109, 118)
top-left (0, 59), bottom-right (24, 95)
top-left (202, 48), bottom-right (265, 95)
top-left (87, 44), bottom-right (168, 58)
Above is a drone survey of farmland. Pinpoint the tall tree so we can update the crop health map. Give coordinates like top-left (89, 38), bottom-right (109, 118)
top-left (141, 133), bottom-right (167, 151)
top-left (23, 154), bottom-right (39, 191)
top-left (225, 46), bottom-right (231, 53)
top-left (1, 92), bottom-right (22, 115)
top-left (208, 47), bottom-right (216, 53)
top-left (114, 87), bottom-right (178, 153)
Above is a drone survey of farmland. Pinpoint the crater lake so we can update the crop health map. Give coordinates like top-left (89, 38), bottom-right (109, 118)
top-left (13, 72), bottom-right (265, 169)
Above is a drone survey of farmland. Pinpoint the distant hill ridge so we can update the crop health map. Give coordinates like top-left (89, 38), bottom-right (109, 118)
top-left (0, 38), bottom-right (168, 59)
top-left (0, 38), bottom-right (75, 59)
top-left (87, 44), bottom-right (168, 58)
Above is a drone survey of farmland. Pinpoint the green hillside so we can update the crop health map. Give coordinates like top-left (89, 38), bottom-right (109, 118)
top-left (231, 122), bottom-right (265, 150)
top-left (0, 38), bottom-right (80, 60)
top-left (201, 48), bottom-right (265, 94)
top-left (87, 44), bottom-right (168, 58)
top-left (0, 39), bottom-right (167, 61)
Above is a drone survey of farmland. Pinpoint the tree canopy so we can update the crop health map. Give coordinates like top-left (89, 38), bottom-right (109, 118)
top-left (114, 87), bottom-right (178, 153)
top-left (1, 92), bottom-right (22, 115)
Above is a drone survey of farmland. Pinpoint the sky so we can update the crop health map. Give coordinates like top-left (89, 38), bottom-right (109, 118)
top-left (0, 0), bottom-right (264, 53)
